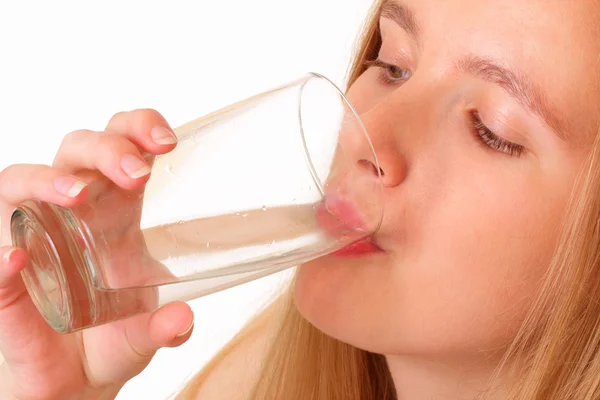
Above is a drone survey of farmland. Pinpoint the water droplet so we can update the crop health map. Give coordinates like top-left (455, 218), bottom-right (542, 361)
top-left (262, 205), bottom-right (267, 211)
top-left (236, 212), bottom-right (241, 216)
top-left (165, 164), bottom-right (174, 174)
top-left (242, 213), bottom-right (248, 217)
top-left (206, 242), bottom-right (210, 248)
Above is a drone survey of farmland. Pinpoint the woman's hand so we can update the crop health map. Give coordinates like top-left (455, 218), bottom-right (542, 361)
top-left (0, 109), bottom-right (195, 400)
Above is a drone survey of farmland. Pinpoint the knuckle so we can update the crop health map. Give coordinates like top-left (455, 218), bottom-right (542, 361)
top-left (0, 164), bottom-right (18, 179)
top-left (0, 165), bottom-right (24, 188)
top-left (107, 110), bottom-right (129, 127)
top-left (0, 164), bottom-right (51, 198)
top-left (0, 167), bottom-right (13, 194)
top-left (134, 108), bottom-right (163, 120)
top-left (59, 129), bottom-right (92, 148)
top-left (106, 108), bottom-right (168, 137)
top-left (54, 129), bottom-right (96, 167)
top-left (130, 108), bottom-right (169, 129)
top-left (107, 108), bottom-right (163, 126)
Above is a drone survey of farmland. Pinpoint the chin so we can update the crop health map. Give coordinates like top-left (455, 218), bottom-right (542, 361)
top-left (292, 251), bottom-right (391, 352)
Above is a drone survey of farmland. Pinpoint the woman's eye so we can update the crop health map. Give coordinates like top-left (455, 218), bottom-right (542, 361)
top-left (365, 58), bottom-right (412, 84)
top-left (469, 111), bottom-right (525, 157)
top-left (386, 64), bottom-right (411, 80)
top-left (364, 57), bottom-right (524, 158)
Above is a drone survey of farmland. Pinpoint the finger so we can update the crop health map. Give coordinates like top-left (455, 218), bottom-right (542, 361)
top-left (52, 130), bottom-right (152, 190)
top-left (105, 108), bottom-right (178, 153)
top-left (125, 302), bottom-right (194, 361)
top-left (0, 164), bottom-right (88, 208)
top-left (0, 247), bottom-right (28, 309)
top-left (82, 302), bottom-right (194, 386)
top-left (0, 247), bottom-right (58, 367)
top-left (0, 164), bottom-right (87, 242)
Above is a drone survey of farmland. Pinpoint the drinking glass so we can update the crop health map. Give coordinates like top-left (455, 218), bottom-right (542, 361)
top-left (10, 72), bottom-right (383, 333)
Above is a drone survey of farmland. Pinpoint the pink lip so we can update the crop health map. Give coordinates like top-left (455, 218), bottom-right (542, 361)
top-left (331, 238), bottom-right (381, 257)
top-left (315, 197), bottom-right (364, 236)
top-left (314, 196), bottom-right (382, 257)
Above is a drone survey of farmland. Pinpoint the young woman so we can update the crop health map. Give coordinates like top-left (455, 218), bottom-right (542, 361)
top-left (1, 0), bottom-right (600, 398)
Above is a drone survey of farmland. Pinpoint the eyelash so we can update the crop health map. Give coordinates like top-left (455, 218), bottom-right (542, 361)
top-left (365, 58), bottom-right (525, 158)
top-left (469, 111), bottom-right (525, 157)
top-left (365, 58), bottom-right (412, 84)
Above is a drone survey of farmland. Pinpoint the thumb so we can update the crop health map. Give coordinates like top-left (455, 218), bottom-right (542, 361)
top-left (0, 246), bottom-right (57, 365)
top-left (83, 301), bottom-right (195, 385)
top-left (127, 301), bottom-right (195, 359)
top-left (0, 247), bottom-right (28, 310)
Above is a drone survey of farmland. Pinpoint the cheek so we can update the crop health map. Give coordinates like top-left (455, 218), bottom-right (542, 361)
top-left (293, 153), bottom-right (566, 357)
top-left (404, 156), bottom-right (564, 341)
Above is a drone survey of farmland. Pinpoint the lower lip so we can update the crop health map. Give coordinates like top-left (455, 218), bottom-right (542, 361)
top-left (332, 239), bottom-right (382, 257)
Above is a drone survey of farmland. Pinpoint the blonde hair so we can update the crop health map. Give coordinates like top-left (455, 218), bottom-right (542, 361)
top-left (178, 0), bottom-right (600, 398)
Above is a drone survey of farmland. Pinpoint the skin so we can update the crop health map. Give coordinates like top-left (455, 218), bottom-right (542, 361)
top-left (0, 111), bottom-right (195, 399)
top-left (0, 1), bottom-right (599, 399)
top-left (294, 0), bottom-right (600, 398)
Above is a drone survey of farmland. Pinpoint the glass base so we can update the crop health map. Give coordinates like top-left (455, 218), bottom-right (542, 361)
top-left (10, 200), bottom-right (155, 333)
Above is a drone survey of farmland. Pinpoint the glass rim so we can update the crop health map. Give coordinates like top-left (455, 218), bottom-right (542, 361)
top-left (301, 71), bottom-right (384, 234)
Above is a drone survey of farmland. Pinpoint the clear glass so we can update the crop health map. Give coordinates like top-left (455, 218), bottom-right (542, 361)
top-left (10, 72), bottom-right (383, 333)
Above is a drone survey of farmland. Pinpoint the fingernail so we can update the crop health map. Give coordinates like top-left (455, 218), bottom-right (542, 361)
top-left (3, 248), bottom-right (16, 264)
top-left (176, 321), bottom-right (194, 338)
top-left (54, 176), bottom-right (88, 198)
top-left (121, 154), bottom-right (151, 179)
top-left (151, 126), bottom-right (178, 145)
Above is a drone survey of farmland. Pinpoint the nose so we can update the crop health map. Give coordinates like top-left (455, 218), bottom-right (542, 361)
top-left (354, 113), bottom-right (406, 188)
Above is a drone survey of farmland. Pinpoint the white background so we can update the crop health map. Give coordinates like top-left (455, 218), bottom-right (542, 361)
top-left (0, 1), bottom-right (373, 398)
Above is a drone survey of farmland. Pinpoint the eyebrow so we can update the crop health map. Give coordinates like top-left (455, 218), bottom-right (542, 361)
top-left (379, 0), bottom-right (569, 141)
top-left (380, 0), bottom-right (420, 44)
top-left (457, 56), bottom-right (568, 141)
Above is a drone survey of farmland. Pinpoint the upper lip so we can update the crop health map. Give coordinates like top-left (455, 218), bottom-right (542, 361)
top-left (323, 196), bottom-right (365, 231)
top-left (316, 195), bottom-right (386, 251)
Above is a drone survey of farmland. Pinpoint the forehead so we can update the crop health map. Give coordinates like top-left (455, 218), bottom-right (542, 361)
top-left (383, 0), bottom-right (600, 145)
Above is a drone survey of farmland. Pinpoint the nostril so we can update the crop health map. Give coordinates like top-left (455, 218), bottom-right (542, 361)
top-left (358, 159), bottom-right (384, 177)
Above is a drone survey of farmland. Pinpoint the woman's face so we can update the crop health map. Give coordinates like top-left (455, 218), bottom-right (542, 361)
top-left (294, 0), bottom-right (600, 362)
